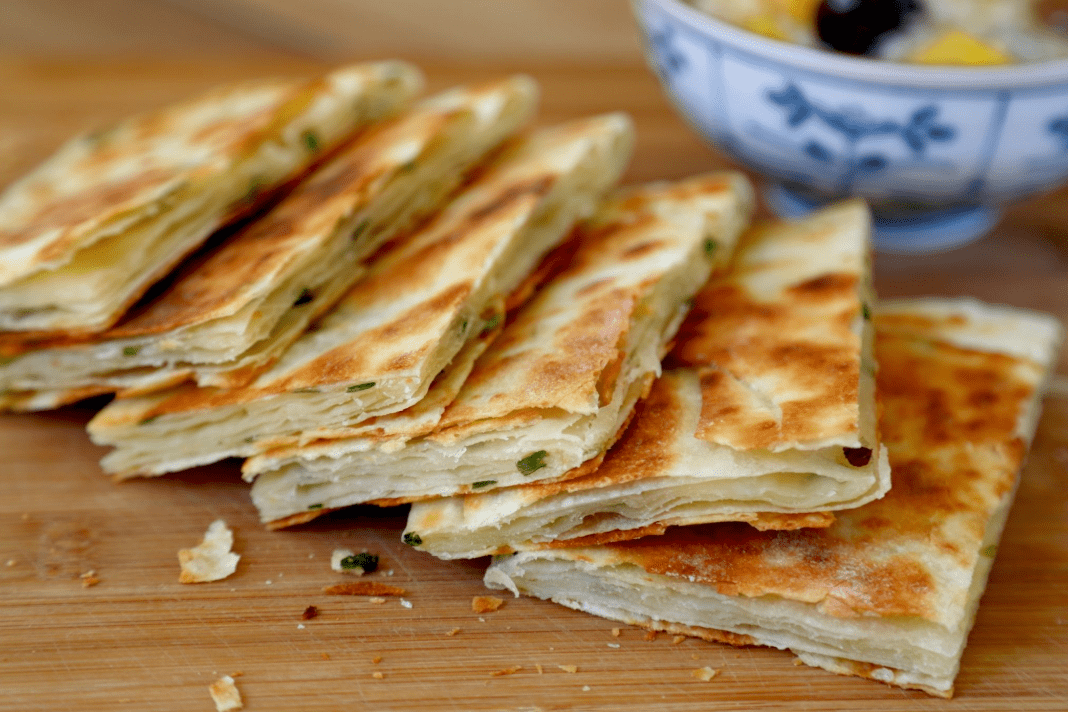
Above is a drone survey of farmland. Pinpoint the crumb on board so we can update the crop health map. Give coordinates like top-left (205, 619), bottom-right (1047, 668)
top-left (369, 597), bottom-right (387, 604)
top-left (297, 624), bottom-right (305, 629)
top-left (471, 595), bottom-right (504, 613)
top-left (80, 570), bottom-right (100, 588)
top-left (611, 627), bottom-right (621, 638)
top-left (229, 672), bottom-right (243, 678)
top-left (372, 656), bottom-right (382, 664)
top-left (322, 582), bottom-right (406, 596)
top-left (692, 667), bottom-right (719, 682)
top-left (208, 675), bottom-right (243, 712)
top-left (606, 643), bottom-right (620, 649)
top-left (671, 635), bottom-right (687, 645)
top-left (320, 653), bottom-right (330, 661)
top-left (179, 520), bottom-right (239, 584)
top-left (691, 653), bottom-right (699, 660)
top-left (644, 631), bottom-right (658, 642)
top-left (372, 672), bottom-right (385, 680)
top-left (490, 666), bottom-right (522, 677)
top-left (301, 605), bottom-right (319, 620)
top-left (557, 665), bottom-right (578, 674)
top-left (582, 685), bottom-right (591, 692)
top-left (399, 598), bottom-right (413, 609)
top-left (5, 559), bottom-right (16, 567)
top-left (331, 549), bottom-right (379, 575)
top-left (535, 664), bottom-right (543, 675)
top-left (446, 627), bottom-right (461, 636)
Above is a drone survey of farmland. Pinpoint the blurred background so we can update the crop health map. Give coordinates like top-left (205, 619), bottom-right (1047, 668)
top-left (3, 0), bottom-right (643, 64)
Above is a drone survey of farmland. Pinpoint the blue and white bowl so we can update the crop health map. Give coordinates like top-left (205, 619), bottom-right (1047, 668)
top-left (631, 0), bottom-right (1068, 252)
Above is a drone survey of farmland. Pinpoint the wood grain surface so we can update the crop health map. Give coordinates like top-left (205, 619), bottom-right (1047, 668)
top-left (1, 58), bottom-right (1067, 712)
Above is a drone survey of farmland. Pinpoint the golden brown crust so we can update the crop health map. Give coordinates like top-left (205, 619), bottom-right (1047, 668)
top-left (597, 321), bottom-right (1044, 621)
top-left (667, 214), bottom-right (865, 450)
top-left (322, 581), bottom-right (407, 596)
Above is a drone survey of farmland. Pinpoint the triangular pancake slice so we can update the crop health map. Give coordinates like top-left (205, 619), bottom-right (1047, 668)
top-left (0, 61), bottom-right (421, 336)
top-left (0, 77), bottom-right (537, 408)
top-left (403, 201), bottom-right (885, 559)
top-left (88, 113), bottom-right (635, 478)
top-left (484, 297), bottom-right (1063, 698)
top-left (244, 173), bottom-right (755, 526)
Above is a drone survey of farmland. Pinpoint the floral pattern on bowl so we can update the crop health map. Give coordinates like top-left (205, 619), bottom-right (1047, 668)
top-left (634, 0), bottom-right (1068, 250)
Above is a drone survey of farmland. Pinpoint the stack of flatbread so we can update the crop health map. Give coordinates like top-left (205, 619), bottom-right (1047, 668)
top-left (88, 112), bottom-right (636, 478)
top-left (0, 62), bottom-right (420, 341)
top-left (486, 297), bottom-right (1063, 698)
top-left (0, 75), bottom-right (535, 410)
top-left (403, 201), bottom-right (888, 558)
top-left (242, 173), bottom-right (755, 527)
top-left (2, 61), bottom-right (1062, 699)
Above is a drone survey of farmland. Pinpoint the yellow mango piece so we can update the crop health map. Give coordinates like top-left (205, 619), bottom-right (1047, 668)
top-left (743, 13), bottom-right (791, 41)
top-left (779, 0), bottom-right (822, 24)
top-left (909, 30), bottom-right (1012, 65)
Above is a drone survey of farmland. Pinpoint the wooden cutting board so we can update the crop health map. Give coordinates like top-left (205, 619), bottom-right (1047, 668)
top-left (1, 58), bottom-right (1066, 712)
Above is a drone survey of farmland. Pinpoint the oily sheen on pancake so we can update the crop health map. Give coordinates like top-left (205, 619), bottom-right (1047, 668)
top-left (244, 173), bottom-right (755, 528)
top-left (403, 201), bottom-right (886, 559)
top-left (0, 77), bottom-right (537, 409)
top-left (484, 297), bottom-right (1063, 698)
top-left (0, 61), bottom-right (420, 335)
top-left (88, 113), bottom-right (632, 479)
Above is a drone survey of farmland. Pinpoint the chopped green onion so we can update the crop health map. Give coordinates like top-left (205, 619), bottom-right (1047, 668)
top-left (347, 382), bottom-right (375, 393)
top-left (340, 552), bottom-right (379, 572)
top-left (301, 129), bottom-right (320, 152)
top-left (403, 532), bottom-right (422, 546)
top-left (517, 450), bottom-right (548, 476)
top-left (294, 288), bottom-right (315, 306)
top-left (123, 346), bottom-right (139, 357)
top-left (472, 480), bottom-right (497, 489)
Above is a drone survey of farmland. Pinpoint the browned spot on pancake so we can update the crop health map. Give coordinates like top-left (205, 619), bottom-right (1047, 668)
top-left (621, 240), bottom-right (665, 259)
top-left (603, 522), bottom-right (937, 619)
top-left (264, 507), bottom-right (336, 530)
top-left (787, 272), bottom-right (857, 299)
top-left (749, 511), bottom-right (835, 530)
top-left (537, 522), bottom-right (670, 549)
top-left (467, 176), bottom-right (554, 222)
top-left (0, 169), bottom-right (175, 257)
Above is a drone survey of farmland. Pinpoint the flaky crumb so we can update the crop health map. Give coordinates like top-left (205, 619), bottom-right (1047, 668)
top-left (557, 665), bottom-right (578, 674)
top-left (372, 656), bottom-right (382, 664)
top-left (5, 559), bottom-right (16, 567)
top-left (692, 667), bottom-right (718, 682)
top-left (399, 598), bottom-right (413, 609)
top-left (671, 635), bottom-right (686, 645)
top-left (582, 685), bottom-right (591, 692)
top-left (330, 548), bottom-right (378, 575)
top-left (606, 643), bottom-right (620, 649)
top-left (208, 675), bottom-right (243, 711)
top-left (229, 672), bottom-right (244, 678)
top-left (369, 597), bottom-right (387, 604)
top-left (80, 570), bottom-right (100, 588)
top-left (301, 605), bottom-right (318, 620)
top-left (179, 520), bottom-right (239, 584)
top-left (611, 627), bottom-right (621, 638)
top-left (471, 595), bottom-right (504, 613)
top-left (320, 653), bottom-right (330, 661)
top-left (535, 664), bottom-right (543, 675)
top-left (322, 582), bottom-right (405, 596)
top-left (372, 671), bottom-right (384, 680)
top-left (644, 631), bottom-right (658, 642)
top-left (490, 665), bottom-right (522, 677)
top-left (792, 658), bottom-right (805, 666)
top-left (446, 627), bottom-right (461, 636)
